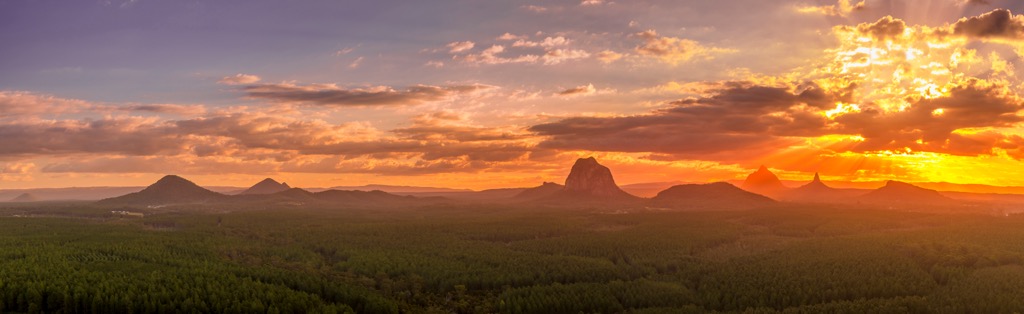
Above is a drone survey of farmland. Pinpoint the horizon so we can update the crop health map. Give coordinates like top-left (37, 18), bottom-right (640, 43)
top-left (6, 159), bottom-right (1024, 197)
top-left (5, 1), bottom-right (1024, 191)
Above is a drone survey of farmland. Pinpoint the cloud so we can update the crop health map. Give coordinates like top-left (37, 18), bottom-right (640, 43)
top-left (951, 9), bottom-right (1024, 40)
top-left (2, 162), bottom-right (35, 174)
top-left (0, 162), bottom-right (35, 182)
top-left (634, 30), bottom-right (730, 65)
top-left (512, 36), bottom-right (569, 48)
top-left (958, 0), bottom-right (990, 5)
top-left (447, 41), bottom-right (476, 53)
top-left (530, 81), bottom-right (834, 158)
top-left (595, 50), bottom-right (624, 63)
top-left (497, 33), bottom-right (528, 41)
top-left (457, 45), bottom-right (540, 65)
top-left (557, 84), bottom-right (598, 97)
top-left (238, 82), bottom-right (495, 107)
top-left (121, 104), bottom-right (207, 116)
top-left (348, 56), bottom-right (365, 68)
top-left (541, 49), bottom-right (591, 64)
top-left (0, 91), bottom-right (96, 116)
top-left (334, 47), bottom-right (357, 56)
top-left (531, 77), bottom-right (1024, 161)
top-left (218, 74), bottom-right (261, 85)
top-left (797, 0), bottom-right (865, 17)
top-left (831, 78), bottom-right (1024, 155)
top-left (842, 15), bottom-right (907, 41)
top-left (0, 117), bottom-right (186, 156)
top-left (521, 5), bottom-right (547, 12)
top-left (580, 0), bottom-right (605, 6)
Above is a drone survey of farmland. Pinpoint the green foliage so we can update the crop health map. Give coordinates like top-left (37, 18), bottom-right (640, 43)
top-left (2, 205), bottom-right (1024, 312)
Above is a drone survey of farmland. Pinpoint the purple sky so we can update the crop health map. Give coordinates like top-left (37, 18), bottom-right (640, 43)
top-left (3, 0), bottom-right (1024, 189)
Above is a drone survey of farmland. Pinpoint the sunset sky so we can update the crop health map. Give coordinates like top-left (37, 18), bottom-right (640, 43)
top-left (4, 0), bottom-right (1024, 189)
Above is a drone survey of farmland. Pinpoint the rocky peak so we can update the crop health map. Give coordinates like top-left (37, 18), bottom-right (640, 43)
top-left (563, 157), bottom-right (632, 198)
top-left (241, 178), bottom-right (292, 195)
top-left (742, 165), bottom-right (786, 192)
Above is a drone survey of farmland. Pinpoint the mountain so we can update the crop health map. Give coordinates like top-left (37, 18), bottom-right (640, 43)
top-left (327, 184), bottom-right (472, 194)
top-left (514, 182), bottom-right (564, 200)
top-left (534, 157), bottom-right (641, 206)
top-left (649, 182), bottom-right (775, 210)
top-left (97, 175), bottom-right (226, 206)
top-left (781, 172), bottom-right (856, 202)
top-left (561, 157), bottom-right (637, 198)
top-left (859, 180), bottom-right (956, 206)
top-left (9, 193), bottom-right (39, 202)
top-left (741, 165), bottom-right (789, 198)
top-left (620, 181), bottom-right (686, 198)
top-left (239, 178), bottom-right (291, 195)
top-left (312, 189), bottom-right (449, 207)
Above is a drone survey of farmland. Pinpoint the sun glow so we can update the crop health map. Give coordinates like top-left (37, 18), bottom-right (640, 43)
top-left (815, 21), bottom-right (976, 115)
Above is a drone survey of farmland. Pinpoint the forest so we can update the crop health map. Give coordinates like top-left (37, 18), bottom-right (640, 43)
top-left (2, 202), bottom-right (1024, 313)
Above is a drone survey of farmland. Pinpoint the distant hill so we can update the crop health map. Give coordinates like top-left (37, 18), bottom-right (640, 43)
top-left (309, 189), bottom-right (425, 206)
top-left (514, 182), bottom-right (564, 200)
top-left (649, 182), bottom-right (774, 210)
top-left (740, 165), bottom-right (789, 199)
top-left (781, 173), bottom-right (861, 203)
top-left (9, 193), bottom-right (39, 202)
top-left (95, 175), bottom-right (450, 208)
top-left (0, 187), bottom-right (145, 202)
top-left (620, 181), bottom-right (686, 198)
top-left (97, 175), bottom-right (227, 206)
top-left (239, 178), bottom-right (291, 195)
top-left (328, 184), bottom-right (472, 194)
top-left (859, 180), bottom-right (956, 206)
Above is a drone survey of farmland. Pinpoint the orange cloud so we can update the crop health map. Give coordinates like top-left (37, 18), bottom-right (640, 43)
top-left (218, 74), bottom-right (261, 85)
top-left (634, 30), bottom-right (731, 65)
top-left (796, 0), bottom-right (865, 17)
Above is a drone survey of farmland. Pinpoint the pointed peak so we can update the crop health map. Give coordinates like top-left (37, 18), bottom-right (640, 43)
top-left (281, 182), bottom-right (290, 188)
top-left (257, 178), bottom-right (280, 184)
top-left (757, 165), bottom-right (769, 172)
top-left (813, 172), bottom-right (821, 183)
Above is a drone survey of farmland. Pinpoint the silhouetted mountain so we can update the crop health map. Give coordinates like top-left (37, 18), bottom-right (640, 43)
top-left (741, 165), bottom-right (788, 198)
top-left (620, 181), bottom-right (686, 198)
top-left (9, 193), bottom-right (39, 202)
top-left (561, 157), bottom-right (637, 198)
top-left (232, 188), bottom-right (319, 205)
top-left (312, 189), bottom-right (449, 207)
top-left (514, 182), bottom-right (564, 200)
top-left (240, 178), bottom-right (291, 195)
top-left (328, 184), bottom-right (472, 194)
top-left (533, 157), bottom-right (641, 206)
top-left (97, 175), bottom-right (226, 206)
top-left (781, 172), bottom-right (858, 202)
top-left (649, 182), bottom-right (774, 210)
top-left (859, 180), bottom-right (955, 206)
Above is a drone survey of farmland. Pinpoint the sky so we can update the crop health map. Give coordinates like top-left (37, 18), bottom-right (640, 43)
top-left (3, 0), bottom-right (1024, 189)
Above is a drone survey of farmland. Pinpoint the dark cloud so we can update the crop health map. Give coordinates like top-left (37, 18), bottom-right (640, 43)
top-left (239, 83), bottom-right (494, 107)
top-left (122, 104), bottom-right (206, 116)
top-left (557, 84), bottom-right (596, 96)
top-left (0, 118), bottom-right (185, 156)
top-left (530, 82), bottom-right (834, 157)
top-left (531, 79), bottom-right (1024, 159)
top-left (952, 9), bottom-right (1024, 40)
